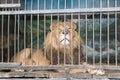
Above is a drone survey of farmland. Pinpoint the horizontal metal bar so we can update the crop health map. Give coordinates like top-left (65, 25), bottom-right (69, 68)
top-left (0, 63), bottom-right (120, 70)
top-left (0, 71), bottom-right (120, 79)
top-left (0, 3), bottom-right (21, 8)
top-left (0, 7), bottom-right (120, 15)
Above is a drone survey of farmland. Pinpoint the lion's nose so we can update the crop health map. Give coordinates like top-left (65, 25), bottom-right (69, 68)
top-left (62, 32), bottom-right (68, 35)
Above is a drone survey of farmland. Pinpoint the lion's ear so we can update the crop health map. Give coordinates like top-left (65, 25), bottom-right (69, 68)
top-left (72, 22), bottom-right (77, 30)
top-left (66, 22), bottom-right (77, 30)
top-left (50, 22), bottom-right (57, 31)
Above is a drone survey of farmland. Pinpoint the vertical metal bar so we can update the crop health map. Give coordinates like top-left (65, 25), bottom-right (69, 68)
top-left (12, 0), bottom-right (13, 3)
top-left (64, 0), bottom-right (67, 65)
top-left (37, 0), bottom-right (40, 65)
top-left (65, 0), bottom-right (66, 9)
top-left (115, 0), bottom-right (118, 66)
top-left (58, 0), bottom-right (60, 9)
top-left (51, 0), bottom-right (53, 10)
top-left (78, 0), bottom-right (80, 8)
top-left (24, 14), bottom-right (26, 65)
top-left (25, 0), bottom-right (27, 10)
top-left (92, 0), bottom-right (95, 65)
top-left (44, 0), bottom-right (47, 64)
top-left (115, 12), bottom-right (118, 66)
top-left (44, 0), bottom-right (46, 10)
top-left (31, 0), bottom-right (33, 10)
top-left (37, 14), bottom-right (40, 65)
top-left (64, 0), bottom-right (66, 65)
top-left (50, 14), bottom-right (53, 65)
top-left (7, 15), bottom-right (10, 62)
top-left (100, 0), bottom-right (102, 8)
top-left (86, 0), bottom-right (87, 8)
top-left (71, 0), bottom-right (73, 65)
top-left (71, 0), bottom-right (73, 9)
top-left (78, 0), bottom-right (81, 65)
top-left (64, 14), bottom-right (66, 65)
top-left (107, 0), bottom-right (109, 7)
top-left (44, 14), bottom-right (46, 65)
top-left (14, 15), bottom-right (17, 62)
top-left (5, 0), bottom-right (7, 11)
top-left (57, 0), bottom-right (60, 65)
top-left (78, 13), bottom-right (80, 65)
top-left (85, 13), bottom-right (88, 63)
top-left (17, 15), bottom-right (20, 59)
top-left (107, 12), bottom-right (110, 65)
top-left (50, 0), bottom-right (53, 65)
top-left (115, 0), bottom-right (117, 7)
top-left (12, 0), bottom-right (13, 11)
top-left (107, 0), bottom-right (110, 66)
top-left (93, 12), bottom-right (95, 65)
top-left (1, 15), bottom-right (4, 62)
top-left (57, 15), bottom-right (60, 65)
top-left (30, 14), bottom-right (33, 65)
top-left (71, 14), bottom-right (74, 65)
top-left (38, 0), bottom-right (40, 10)
top-left (31, 0), bottom-right (33, 65)
top-left (99, 0), bottom-right (102, 66)
top-left (100, 12), bottom-right (102, 65)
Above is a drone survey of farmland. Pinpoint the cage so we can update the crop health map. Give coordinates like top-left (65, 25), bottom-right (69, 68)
top-left (0, 0), bottom-right (120, 79)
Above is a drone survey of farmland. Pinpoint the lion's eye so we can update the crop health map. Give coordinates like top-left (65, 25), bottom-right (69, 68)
top-left (68, 27), bottom-right (71, 29)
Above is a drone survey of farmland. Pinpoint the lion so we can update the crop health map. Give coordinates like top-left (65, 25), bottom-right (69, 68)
top-left (11, 21), bottom-right (105, 74)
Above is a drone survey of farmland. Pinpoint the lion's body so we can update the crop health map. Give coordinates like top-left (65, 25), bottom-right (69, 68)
top-left (11, 22), bottom-right (105, 75)
top-left (11, 21), bottom-right (84, 66)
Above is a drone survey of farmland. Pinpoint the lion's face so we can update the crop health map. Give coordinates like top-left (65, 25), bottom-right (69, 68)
top-left (50, 22), bottom-right (77, 47)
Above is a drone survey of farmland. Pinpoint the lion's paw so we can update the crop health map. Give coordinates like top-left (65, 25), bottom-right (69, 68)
top-left (87, 69), bottom-right (105, 75)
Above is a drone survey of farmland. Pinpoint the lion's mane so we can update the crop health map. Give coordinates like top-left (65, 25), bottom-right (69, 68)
top-left (44, 22), bottom-right (85, 65)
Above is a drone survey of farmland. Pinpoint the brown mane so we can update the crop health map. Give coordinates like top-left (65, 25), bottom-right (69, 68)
top-left (44, 22), bottom-right (85, 65)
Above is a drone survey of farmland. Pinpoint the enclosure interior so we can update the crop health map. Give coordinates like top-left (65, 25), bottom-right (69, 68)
top-left (0, 0), bottom-right (120, 68)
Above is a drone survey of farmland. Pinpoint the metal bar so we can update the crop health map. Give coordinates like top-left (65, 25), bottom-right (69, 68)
top-left (58, 0), bottom-right (59, 9)
top-left (44, 0), bottom-right (46, 10)
top-left (7, 15), bottom-right (10, 62)
top-left (24, 14), bottom-right (26, 65)
top-left (92, 12), bottom-right (95, 65)
top-left (107, 0), bottom-right (109, 7)
top-left (65, 0), bottom-right (66, 9)
top-left (0, 8), bottom-right (120, 15)
top-left (14, 15), bottom-right (17, 62)
top-left (115, 0), bottom-right (117, 7)
top-left (38, 0), bottom-right (39, 10)
top-left (57, 2), bottom-right (60, 65)
top-left (50, 13), bottom-right (53, 65)
top-left (115, 11), bottom-right (118, 66)
top-left (78, 13), bottom-right (80, 65)
top-left (1, 15), bottom-right (4, 62)
top-left (115, 0), bottom-right (118, 66)
top-left (30, 14), bottom-right (33, 65)
top-left (17, 14), bottom-right (20, 59)
top-left (0, 4), bottom-right (20, 8)
top-left (85, 12), bottom-right (88, 63)
top-left (107, 12), bottom-right (110, 65)
top-left (71, 13), bottom-right (73, 65)
top-left (64, 13), bottom-right (66, 65)
top-left (31, 0), bottom-right (33, 10)
top-left (37, 14), bottom-right (40, 65)
top-left (64, 0), bottom-right (67, 65)
top-left (99, 12), bottom-right (102, 65)
top-left (44, 14), bottom-right (46, 65)
top-left (51, 0), bottom-right (53, 10)
top-left (25, 0), bottom-right (27, 10)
